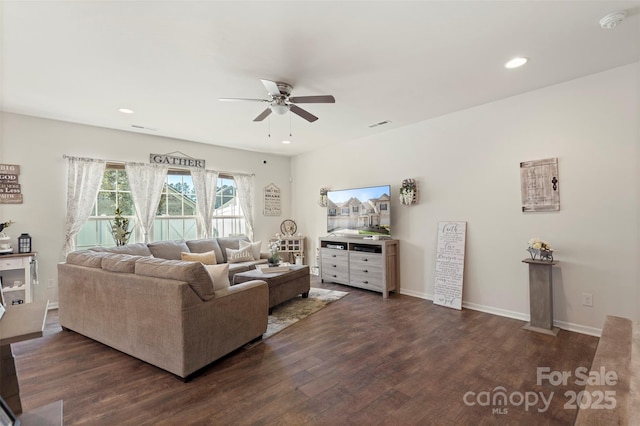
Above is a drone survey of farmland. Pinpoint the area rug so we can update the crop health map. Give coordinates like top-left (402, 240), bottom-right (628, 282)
top-left (246, 287), bottom-right (348, 347)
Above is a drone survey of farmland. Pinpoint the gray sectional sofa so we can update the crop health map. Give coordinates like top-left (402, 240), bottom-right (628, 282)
top-left (58, 236), bottom-right (270, 379)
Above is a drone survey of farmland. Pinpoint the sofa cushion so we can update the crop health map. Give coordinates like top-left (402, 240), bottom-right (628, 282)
top-left (89, 243), bottom-right (152, 256)
top-left (134, 257), bottom-right (214, 301)
top-left (101, 253), bottom-right (144, 273)
top-left (239, 240), bottom-right (262, 261)
top-left (66, 250), bottom-right (109, 268)
top-left (147, 240), bottom-right (190, 260)
top-left (186, 238), bottom-right (224, 264)
top-left (181, 250), bottom-right (217, 265)
top-left (228, 262), bottom-right (255, 277)
top-left (226, 247), bottom-right (254, 264)
top-left (204, 264), bottom-right (231, 291)
top-left (217, 236), bottom-right (249, 263)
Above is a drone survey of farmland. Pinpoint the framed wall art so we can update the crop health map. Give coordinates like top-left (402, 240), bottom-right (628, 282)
top-left (520, 157), bottom-right (560, 212)
top-left (263, 183), bottom-right (281, 216)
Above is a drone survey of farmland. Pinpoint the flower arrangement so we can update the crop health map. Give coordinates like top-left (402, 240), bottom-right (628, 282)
top-left (110, 208), bottom-right (132, 246)
top-left (0, 221), bottom-right (13, 251)
top-left (0, 220), bottom-right (14, 235)
top-left (527, 238), bottom-right (554, 261)
top-left (268, 239), bottom-right (281, 265)
top-left (318, 187), bottom-right (330, 207)
top-left (399, 179), bottom-right (417, 205)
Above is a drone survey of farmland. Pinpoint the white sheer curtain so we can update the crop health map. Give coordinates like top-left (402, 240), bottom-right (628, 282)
top-left (62, 156), bottom-right (106, 260)
top-left (191, 169), bottom-right (219, 238)
top-left (233, 174), bottom-right (255, 241)
top-left (125, 163), bottom-right (168, 243)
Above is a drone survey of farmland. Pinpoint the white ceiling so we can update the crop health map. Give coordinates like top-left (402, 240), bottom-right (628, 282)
top-left (2, 1), bottom-right (639, 156)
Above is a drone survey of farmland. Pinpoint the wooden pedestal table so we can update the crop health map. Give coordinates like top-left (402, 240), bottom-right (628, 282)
top-left (522, 259), bottom-right (559, 336)
top-left (0, 300), bottom-right (48, 415)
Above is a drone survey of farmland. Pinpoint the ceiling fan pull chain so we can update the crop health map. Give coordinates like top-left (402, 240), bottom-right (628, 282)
top-left (268, 115), bottom-right (271, 138)
top-left (289, 112), bottom-right (292, 137)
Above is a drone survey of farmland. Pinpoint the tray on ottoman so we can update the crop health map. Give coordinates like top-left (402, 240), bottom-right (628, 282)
top-left (233, 265), bottom-right (310, 313)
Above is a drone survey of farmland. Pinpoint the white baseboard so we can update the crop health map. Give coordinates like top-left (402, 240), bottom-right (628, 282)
top-left (399, 289), bottom-right (602, 337)
top-left (553, 320), bottom-right (601, 337)
top-left (47, 302), bottom-right (59, 310)
top-left (462, 300), bottom-right (529, 322)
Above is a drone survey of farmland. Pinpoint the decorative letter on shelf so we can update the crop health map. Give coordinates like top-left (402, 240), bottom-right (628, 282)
top-left (263, 183), bottom-right (281, 216)
top-left (433, 221), bottom-right (467, 310)
top-left (520, 157), bottom-right (559, 212)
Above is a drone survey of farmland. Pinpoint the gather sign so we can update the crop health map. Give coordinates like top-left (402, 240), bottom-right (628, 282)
top-left (0, 164), bottom-right (22, 204)
top-left (150, 153), bottom-right (205, 169)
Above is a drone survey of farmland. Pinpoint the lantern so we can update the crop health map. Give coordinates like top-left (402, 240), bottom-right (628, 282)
top-left (18, 233), bottom-right (31, 253)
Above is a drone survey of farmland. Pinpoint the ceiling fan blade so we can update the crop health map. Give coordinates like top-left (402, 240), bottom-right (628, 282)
top-left (253, 108), bottom-right (272, 122)
top-left (289, 95), bottom-right (335, 104)
top-left (261, 79), bottom-right (282, 96)
top-left (218, 98), bottom-right (268, 102)
top-left (290, 104), bottom-right (318, 122)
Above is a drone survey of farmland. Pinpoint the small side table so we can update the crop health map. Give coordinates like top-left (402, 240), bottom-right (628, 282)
top-left (522, 259), bottom-right (559, 336)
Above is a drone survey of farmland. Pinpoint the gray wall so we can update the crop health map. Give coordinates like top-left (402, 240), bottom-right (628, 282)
top-left (0, 113), bottom-right (292, 305)
top-left (292, 62), bottom-right (640, 335)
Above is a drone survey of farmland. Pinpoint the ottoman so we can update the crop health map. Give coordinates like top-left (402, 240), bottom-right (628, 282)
top-left (233, 265), bottom-right (310, 313)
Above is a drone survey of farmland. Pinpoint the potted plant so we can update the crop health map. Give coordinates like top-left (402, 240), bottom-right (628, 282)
top-left (268, 239), bottom-right (281, 266)
top-left (110, 208), bottom-right (132, 246)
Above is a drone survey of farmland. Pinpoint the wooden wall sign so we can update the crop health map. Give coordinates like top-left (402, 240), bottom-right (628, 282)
top-left (520, 158), bottom-right (560, 212)
top-left (150, 153), bottom-right (205, 169)
top-left (0, 164), bottom-right (23, 204)
top-left (263, 183), bottom-right (281, 216)
top-left (433, 221), bottom-right (467, 310)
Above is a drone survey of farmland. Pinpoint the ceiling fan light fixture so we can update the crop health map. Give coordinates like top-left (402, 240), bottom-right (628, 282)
top-left (271, 104), bottom-right (290, 115)
top-left (600, 11), bottom-right (627, 29)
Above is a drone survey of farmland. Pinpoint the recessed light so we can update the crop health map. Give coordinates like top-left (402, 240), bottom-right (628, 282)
top-left (505, 57), bottom-right (528, 69)
top-left (118, 108), bottom-right (134, 114)
top-left (282, 140), bottom-right (291, 144)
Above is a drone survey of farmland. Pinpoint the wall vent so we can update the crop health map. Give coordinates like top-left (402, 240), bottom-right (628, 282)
top-left (368, 120), bottom-right (391, 128)
top-left (131, 124), bottom-right (157, 131)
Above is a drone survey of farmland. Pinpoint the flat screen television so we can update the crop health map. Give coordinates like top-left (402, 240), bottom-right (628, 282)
top-left (326, 185), bottom-right (391, 237)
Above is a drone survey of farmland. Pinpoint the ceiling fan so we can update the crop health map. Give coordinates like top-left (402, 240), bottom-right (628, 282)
top-left (219, 79), bottom-right (335, 123)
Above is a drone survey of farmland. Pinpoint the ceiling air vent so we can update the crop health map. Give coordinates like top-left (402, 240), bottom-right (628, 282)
top-left (368, 120), bottom-right (391, 128)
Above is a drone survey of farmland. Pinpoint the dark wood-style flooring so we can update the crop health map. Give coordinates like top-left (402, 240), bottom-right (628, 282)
top-left (12, 277), bottom-right (598, 425)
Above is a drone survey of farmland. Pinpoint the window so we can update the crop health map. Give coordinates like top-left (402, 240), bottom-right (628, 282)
top-left (380, 203), bottom-right (388, 211)
top-left (352, 206), bottom-right (359, 213)
top-left (76, 167), bottom-right (137, 249)
top-left (76, 166), bottom-right (246, 250)
top-left (341, 207), bottom-right (350, 215)
top-left (211, 175), bottom-right (245, 237)
top-left (154, 171), bottom-right (197, 241)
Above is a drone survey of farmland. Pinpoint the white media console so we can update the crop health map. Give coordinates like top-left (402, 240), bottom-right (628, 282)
top-left (319, 237), bottom-right (399, 298)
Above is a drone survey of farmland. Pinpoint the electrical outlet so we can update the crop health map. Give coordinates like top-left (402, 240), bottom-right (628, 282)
top-left (582, 293), bottom-right (593, 307)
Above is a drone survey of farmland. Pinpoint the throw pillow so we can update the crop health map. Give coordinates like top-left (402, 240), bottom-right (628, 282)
top-left (204, 264), bottom-right (230, 291)
top-left (225, 246), bottom-right (254, 264)
top-left (239, 240), bottom-right (262, 260)
top-left (181, 250), bottom-right (217, 265)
